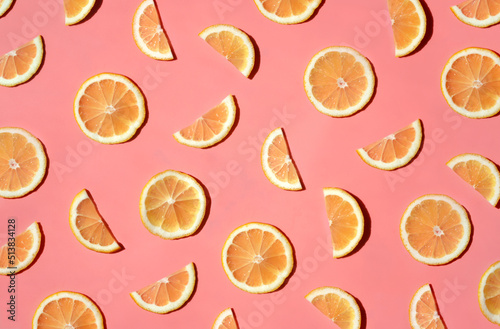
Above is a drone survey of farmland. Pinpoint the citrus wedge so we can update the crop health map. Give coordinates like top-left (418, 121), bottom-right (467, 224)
top-left (222, 222), bottom-right (294, 294)
top-left (479, 260), bottom-right (500, 325)
top-left (64, 0), bottom-right (96, 25)
top-left (0, 222), bottom-right (41, 275)
top-left (323, 188), bottom-right (364, 258)
top-left (33, 291), bottom-right (104, 329)
top-left (69, 189), bottom-right (121, 253)
top-left (252, 0), bottom-right (323, 24)
top-left (306, 286), bottom-right (361, 329)
top-left (132, 0), bottom-right (173, 60)
top-left (447, 153), bottom-right (500, 206)
top-left (441, 47), bottom-right (500, 119)
top-left (451, 0), bottom-right (500, 28)
top-left (199, 24), bottom-right (255, 78)
top-left (400, 194), bottom-right (471, 265)
top-left (409, 284), bottom-right (446, 329)
top-left (0, 0), bottom-right (14, 17)
top-left (387, 0), bottom-right (427, 57)
top-left (0, 127), bottom-right (47, 198)
top-left (0, 35), bottom-right (44, 87)
top-left (140, 170), bottom-right (206, 239)
top-left (74, 72), bottom-right (146, 144)
top-left (213, 308), bottom-right (239, 329)
top-left (356, 119), bottom-right (422, 170)
top-left (130, 263), bottom-right (196, 314)
top-left (304, 46), bottom-right (375, 117)
top-left (173, 95), bottom-right (237, 148)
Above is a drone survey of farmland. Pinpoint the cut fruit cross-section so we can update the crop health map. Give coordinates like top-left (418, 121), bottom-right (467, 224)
top-left (479, 260), bottom-right (500, 325)
top-left (213, 308), bottom-right (239, 329)
top-left (252, 0), bottom-right (323, 24)
top-left (64, 0), bottom-right (96, 25)
top-left (409, 284), bottom-right (446, 329)
top-left (0, 222), bottom-right (42, 275)
top-left (0, 35), bottom-right (44, 87)
top-left (451, 0), bottom-right (500, 28)
top-left (387, 0), bottom-right (427, 57)
top-left (0, 0), bottom-right (14, 17)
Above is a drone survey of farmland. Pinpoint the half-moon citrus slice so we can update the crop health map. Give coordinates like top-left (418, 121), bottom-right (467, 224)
top-left (479, 260), bottom-right (500, 325)
top-left (451, 0), bottom-right (500, 28)
top-left (252, 0), bottom-right (323, 24)
top-left (0, 222), bottom-right (42, 275)
top-left (64, 0), bottom-right (96, 25)
top-left (409, 284), bottom-right (446, 329)
top-left (387, 0), bottom-right (427, 57)
top-left (213, 308), bottom-right (239, 329)
top-left (0, 35), bottom-right (44, 87)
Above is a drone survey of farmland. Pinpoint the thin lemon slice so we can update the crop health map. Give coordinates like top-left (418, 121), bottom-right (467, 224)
top-left (452, 0), bottom-right (500, 28)
top-left (0, 222), bottom-right (41, 275)
top-left (64, 0), bottom-right (96, 25)
top-left (0, 35), bottom-right (44, 87)
top-left (479, 260), bottom-right (500, 325)
top-left (409, 284), bottom-right (446, 329)
top-left (0, 0), bottom-right (14, 17)
top-left (213, 308), bottom-right (239, 329)
top-left (388, 0), bottom-right (427, 57)
top-left (253, 0), bottom-right (323, 24)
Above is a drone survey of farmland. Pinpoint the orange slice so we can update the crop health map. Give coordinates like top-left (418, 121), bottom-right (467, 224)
top-left (304, 46), bottom-right (375, 117)
top-left (357, 119), bottom-right (422, 170)
top-left (199, 24), bottom-right (255, 78)
top-left (173, 95), bottom-right (237, 148)
top-left (0, 0), bottom-right (14, 17)
top-left (387, 0), bottom-right (427, 57)
top-left (130, 263), bottom-right (196, 314)
top-left (441, 47), bottom-right (500, 119)
top-left (69, 189), bottom-right (121, 253)
top-left (252, 0), bottom-right (323, 24)
top-left (323, 188), bottom-right (364, 258)
top-left (0, 127), bottom-right (47, 198)
top-left (409, 284), bottom-right (446, 329)
top-left (0, 222), bottom-right (41, 275)
top-left (452, 0), bottom-right (500, 28)
top-left (0, 35), bottom-right (44, 87)
top-left (479, 260), bottom-right (500, 325)
top-left (64, 0), bottom-right (96, 25)
top-left (32, 291), bottom-right (104, 329)
top-left (140, 170), bottom-right (206, 239)
top-left (74, 72), bottom-right (146, 144)
top-left (306, 286), bottom-right (361, 329)
top-left (447, 153), bottom-right (500, 206)
top-left (261, 127), bottom-right (302, 190)
top-left (132, 0), bottom-right (173, 60)
top-left (213, 308), bottom-right (239, 329)
top-left (222, 222), bottom-right (294, 294)
top-left (400, 194), bottom-right (471, 265)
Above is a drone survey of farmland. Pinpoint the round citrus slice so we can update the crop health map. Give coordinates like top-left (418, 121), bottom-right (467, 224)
top-left (64, 0), bottom-right (96, 25)
top-left (69, 189), bottom-right (121, 253)
top-left (222, 222), bottom-right (294, 294)
top-left (261, 127), bottom-right (302, 190)
top-left (356, 119), bottom-right (422, 170)
top-left (74, 72), bottom-right (146, 144)
top-left (400, 194), bottom-right (471, 265)
top-left (305, 286), bottom-right (361, 329)
top-left (323, 188), bottom-right (364, 258)
top-left (441, 47), bottom-right (500, 119)
top-left (140, 170), bottom-right (206, 239)
top-left (304, 46), bottom-right (375, 117)
top-left (0, 127), bottom-right (47, 198)
top-left (0, 35), bottom-right (44, 87)
top-left (0, 222), bottom-right (41, 275)
top-left (199, 24), bottom-right (255, 78)
top-left (173, 95), bottom-right (237, 148)
top-left (451, 0), bottom-right (500, 28)
top-left (33, 291), bottom-right (104, 329)
top-left (409, 284), bottom-right (445, 329)
top-left (479, 260), bottom-right (500, 325)
top-left (0, 0), bottom-right (14, 17)
top-left (252, 0), bottom-right (323, 24)
top-left (130, 263), bottom-right (196, 314)
top-left (132, 0), bottom-right (173, 60)
top-left (388, 0), bottom-right (427, 57)
top-left (213, 308), bottom-right (239, 329)
top-left (447, 153), bottom-right (500, 206)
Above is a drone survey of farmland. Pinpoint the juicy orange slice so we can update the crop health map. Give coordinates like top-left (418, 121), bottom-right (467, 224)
top-left (409, 284), bottom-right (446, 329)
top-left (132, 0), bottom-right (173, 60)
top-left (0, 222), bottom-right (42, 275)
top-left (400, 194), bottom-right (471, 265)
top-left (306, 286), bottom-right (361, 329)
top-left (0, 127), bottom-right (47, 199)
top-left (173, 95), bottom-right (237, 148)
top-left (441, 47), bottom-right (500, 119)
top-left (0, 35), bottom-right (44, 87)
top-left (69, 189), bottom-right (121, 253)
top-left (261, 127), bottom-right (302, 190)
top-left (252, 0), bottom-right (323, 24)
top-left (64, 0), bottom-right (96, 25)
top-left (74, 72), bottom-right (146, 144)
top-left (130, 263), bottom-right (196, 314)
top-left (32, 291), bottom-right (104, 329)
top-left (0, 0), bottom-right (14, 17)
top-left (387, 0), bottom-right (427, 57)
top-left (452, 0), bottom-right (500, 28)
top-left (213, 308), bottom-right (239, 329)
top-left (222, 222), bottom-right (294, 294)
top-left (199, 24), bottom-right (255, 78)
top-left (357, 119), bottom-right (422, 170)
top-left (479, 260), bottom-right (500, 325)
top-left (304, 46), bottom-right (375, 117)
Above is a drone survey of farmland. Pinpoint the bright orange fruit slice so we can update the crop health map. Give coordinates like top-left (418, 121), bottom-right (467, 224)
top-left (252, 0), bottom-right (323, 24)
top-left (213, 308), bottom-right (239, 329)
top-left (64, 0), bottom-right (96, 25)
top-left (387, 0), bottom-right (427, 57)
top-left (0, 35), bottom-right (44, 87)
top-left (0, 222), bottom-right (42, 275)
top-left (452, 0), bottom-right (500, 28)
top-left (0, 0), bottom-right (14, 17)
top-left (479, 260), bottom-right (500, 325)
top-left (409, 284), bottom-right (446, 329)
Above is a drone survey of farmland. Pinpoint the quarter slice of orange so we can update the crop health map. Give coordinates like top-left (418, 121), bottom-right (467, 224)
top-left (252, 0), bottom-right (323, 24)
top-left (0, 222), bottom-right (42, 275)
top-left (64, 0), bottom-right (96, 25)
top-left (387, 0), bottom-right (427, 57)
top-left (451, 0), bottom-right (500, 28)
top-left (0, 35), bottom-right (44, 87)
top-left (409, 284), bottom-right (446, 329)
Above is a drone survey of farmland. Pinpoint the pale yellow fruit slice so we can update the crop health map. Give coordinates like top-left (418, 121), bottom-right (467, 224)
top-left (451, 0), bottom-right (500, 28)
top-left (64, 0), bottom-right (96, 25)
top-left (0, 0), bottom-right (14, 17)
top-left (409, 284), bottom-right (446, 329)
top-left (479, 260), bottom-right (500, 325)
top-left (252, 0), bottom-right (323, 24)
top-left (213, 308), bottom-right (239, 329)
top-left (0, 222), bottom-right (42, 275)
top-left (387, 0), bottom-right (427, 57)
top-left (0, 35), bottom-right (44, 87)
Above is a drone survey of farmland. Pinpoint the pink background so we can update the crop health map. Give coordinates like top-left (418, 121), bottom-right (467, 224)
top-left (1, 0), bottom-right (500, 328)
